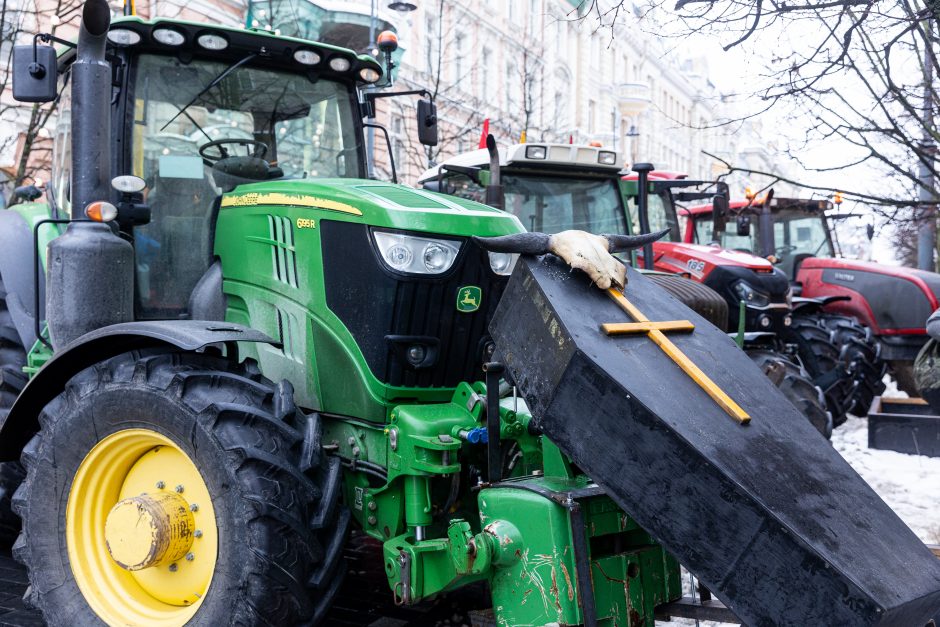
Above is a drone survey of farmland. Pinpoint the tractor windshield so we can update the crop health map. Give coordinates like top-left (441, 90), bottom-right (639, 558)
top-left (131, 54), bottom-right (361, 184)
top-left (129, 53), bottom-right (361, 318)
top-left (768, 209), bottom-right (836, 277)
top-left (444, 171), bottom-right (628, 235)
top-left (693, 218), bottom-right (757, 252)
top-left (626, 191), bottom-right (681, 241)
top-left (501, 175), bottom-right (626, 234)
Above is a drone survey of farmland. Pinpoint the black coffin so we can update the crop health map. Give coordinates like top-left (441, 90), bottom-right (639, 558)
top-left (489, 256), bottom-right (940, 627)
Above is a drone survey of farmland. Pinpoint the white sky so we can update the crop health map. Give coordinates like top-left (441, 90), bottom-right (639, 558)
top-left (648, 16), bottom-right (907, 264)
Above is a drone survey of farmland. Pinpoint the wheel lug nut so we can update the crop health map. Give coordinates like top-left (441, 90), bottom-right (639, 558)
top-left (190, 503), bottom-right (199, 512)
top-left (156, 481), bottom-right (165, 489)
top-left (194, 530), bottom-right (203, 538)
top-left (185, 553), bottom-right (195, 561)
top-left (169, 563), bottom-right (178, 572)
top-left (175, 485), bottom-right (184, 493)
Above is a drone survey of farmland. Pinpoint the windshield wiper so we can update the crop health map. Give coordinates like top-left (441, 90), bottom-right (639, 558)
top-left (160, 52), bottom-right (258, 132)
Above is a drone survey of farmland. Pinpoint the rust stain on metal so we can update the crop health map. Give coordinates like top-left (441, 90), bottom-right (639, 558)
top-left (560, 562), bottom-right (574, 601)
top-left (550, 566), bottom-right (562, 612)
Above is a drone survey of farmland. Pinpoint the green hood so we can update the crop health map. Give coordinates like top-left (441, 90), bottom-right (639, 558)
top-left (222, 178), bottom-right (524, 237)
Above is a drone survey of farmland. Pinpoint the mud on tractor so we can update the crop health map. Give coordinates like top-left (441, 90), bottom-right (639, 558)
top-left (2, 3), bottom-right (940, 626)
top-left (420, 145), bottom-right (832, 437)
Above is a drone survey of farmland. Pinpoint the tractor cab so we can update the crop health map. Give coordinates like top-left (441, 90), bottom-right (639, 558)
top-left (419, 143), bottom-right (632, 236)
top-left (682, 197), bottom-right (837, 279)
top-left (34, 17), bottom-right (383, 320)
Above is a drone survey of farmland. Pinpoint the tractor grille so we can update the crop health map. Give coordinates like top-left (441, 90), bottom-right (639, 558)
top-left (321, 221), bottom-right (506, 389)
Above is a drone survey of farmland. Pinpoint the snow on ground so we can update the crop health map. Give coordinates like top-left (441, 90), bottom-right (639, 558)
top-left (658, 376), bottom-right (939, 626)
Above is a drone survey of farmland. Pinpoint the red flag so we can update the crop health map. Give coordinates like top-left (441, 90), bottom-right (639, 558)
top-left (569, 134), bottom-right (573, 145)
top-left (478, 119), bottom-right (490, 149)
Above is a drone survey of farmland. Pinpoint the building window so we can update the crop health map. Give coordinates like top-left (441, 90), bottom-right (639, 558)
top-left (588, 99), bottom-right (596, 134)
top-left (391, 115), bottom-right (405, 174)
top-left (425, 15), bottom-right (439, 75)
top-left (481, 47), bottom-right (492, 99)
top-left (454, 33), bottom-right (465, 83)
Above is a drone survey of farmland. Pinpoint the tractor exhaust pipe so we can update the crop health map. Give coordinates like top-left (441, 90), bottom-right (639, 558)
top-left (71, 0), bottom-right (111, 219)
top-left (484, 135), bottom-right (504, 211)
top-left (47, 0), bottom-right (134, 349)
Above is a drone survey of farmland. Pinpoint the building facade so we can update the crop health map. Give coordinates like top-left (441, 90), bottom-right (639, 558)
top-left (0, 0), bottom-right (789, 202)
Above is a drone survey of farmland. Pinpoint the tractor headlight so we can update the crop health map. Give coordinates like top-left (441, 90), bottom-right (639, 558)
top-left (294, 49), bottom-right (321, 66)
top-left (732, 280), bottom-right (771, 308)
top-left (525, 145), bottom-right (547, 159)
top-left (329, 57), bottom-right (352, 72)
top-left (152, 28), bottom-right (185, 46)
top-left (598, 150), bottom-right (617, 165)
top-left (488, 251), bottom-right (517, 276)
top-left (197, 33), bottom-right (229, 51)
top-left (107, 29), bottom-right (141, 46)
top-left (373, 231), bottom-right (461, 275)
top-left (359, 68), bottom-right (381, 83)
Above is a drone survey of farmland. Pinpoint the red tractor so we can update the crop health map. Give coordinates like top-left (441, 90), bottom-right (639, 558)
top-left (623, 172), bottom-right (859, 424)
top-left (678, 196), bottom-right (935, 402)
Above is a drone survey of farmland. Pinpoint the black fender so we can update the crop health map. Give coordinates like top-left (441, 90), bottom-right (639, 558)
top-left (0, 210), bottom-right (44, 349)
top-left (0, 320), bottom-right (277, 461)
top-left (791, 294), bottom-right (850, 316)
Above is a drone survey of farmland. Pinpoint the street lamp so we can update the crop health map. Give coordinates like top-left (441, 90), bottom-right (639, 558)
top-left (388, 2), bottom-right (417, 10)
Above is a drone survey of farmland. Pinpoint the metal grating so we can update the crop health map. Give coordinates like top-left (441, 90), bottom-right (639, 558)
top-left (268, 215), bottom-right (298, 288)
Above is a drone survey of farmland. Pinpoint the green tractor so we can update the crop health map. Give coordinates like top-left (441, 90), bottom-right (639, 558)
top-left (2, 3), bottom-right (681, 625)
top-left (4, 3), bottom-right (940, 626)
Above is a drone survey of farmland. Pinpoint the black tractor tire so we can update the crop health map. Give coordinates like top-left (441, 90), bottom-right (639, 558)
top-left (0, 276), bottom-right (27, 546)
top-left (646, 273), bottom-right (730, 331)
top-left (747, 348), bottom-right (833, 438)
top-left (787, 315), bottom-right (855, 426)
top-left (13, 350), bottom-right (348, 626)
top-left (801, 313), bottom-right (886, 413)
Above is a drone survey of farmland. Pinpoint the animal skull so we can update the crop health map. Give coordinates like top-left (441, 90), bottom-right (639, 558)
top-left (472, 228), bottom-right (669, 290)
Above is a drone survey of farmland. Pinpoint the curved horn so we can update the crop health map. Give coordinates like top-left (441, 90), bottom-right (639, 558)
top-left (603, 229), bottom-right (671, 253)
top-left (471, 232), bottom-right (551, 255)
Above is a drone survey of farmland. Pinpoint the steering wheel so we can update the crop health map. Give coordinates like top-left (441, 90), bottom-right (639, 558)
top-left (774, 244), bottom-right (798, 256)
top-left (198, 138), bottom-right (268, 164)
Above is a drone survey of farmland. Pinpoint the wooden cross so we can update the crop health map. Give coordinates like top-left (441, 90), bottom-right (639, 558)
top-left (602, 287), bottom-right (750, 424)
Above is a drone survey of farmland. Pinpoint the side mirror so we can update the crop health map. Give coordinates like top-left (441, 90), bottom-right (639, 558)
top-left (736, 214), bottom-right (751, 237)
top-left (13, 44), bottom-right (57, 103)
top-left (13, 184), bottom-right (43, 202)
top-left (712, 192), bottom-right (729, 240)
top-left (441, 164), bottom-right (483, 186)
top-left (417, 99), bottom-right (438, 146)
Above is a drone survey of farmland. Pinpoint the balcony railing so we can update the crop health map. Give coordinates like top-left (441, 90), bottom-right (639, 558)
top-left (617, 82), bottom-right (652, 115)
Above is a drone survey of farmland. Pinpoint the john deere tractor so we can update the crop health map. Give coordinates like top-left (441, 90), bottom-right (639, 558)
top-left (2, 4), bottom-right (683, 624)
top-left (420, 143), bottom-right (832, 437)
top-left (4, 3), bottom-right (940, 626)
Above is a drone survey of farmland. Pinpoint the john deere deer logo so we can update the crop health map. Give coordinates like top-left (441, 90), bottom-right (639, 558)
top-left (457, 286), bottom-right (482, 313)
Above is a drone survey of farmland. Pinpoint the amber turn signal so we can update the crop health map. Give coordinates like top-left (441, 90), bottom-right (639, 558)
top-left (85, 201), bottom-right (118, 222)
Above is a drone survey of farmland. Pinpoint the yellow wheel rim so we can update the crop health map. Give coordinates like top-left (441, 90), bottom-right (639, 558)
top-left (66, 429), bottom-right (218, 626)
